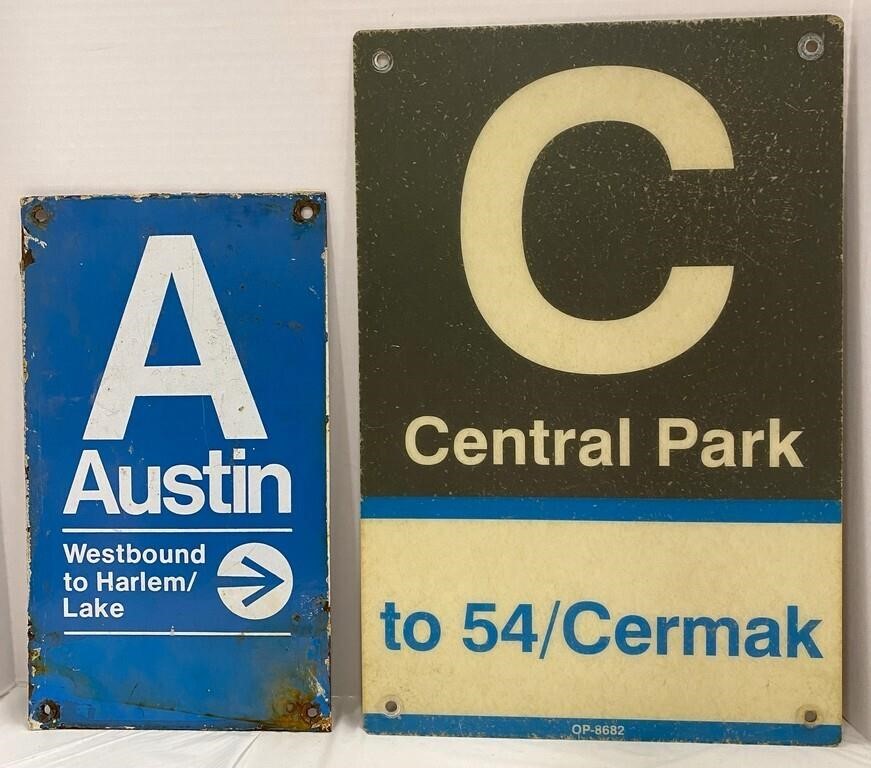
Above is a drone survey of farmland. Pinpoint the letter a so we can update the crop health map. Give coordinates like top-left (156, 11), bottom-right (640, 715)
top-left (84, 235), bottom-right (266, 439)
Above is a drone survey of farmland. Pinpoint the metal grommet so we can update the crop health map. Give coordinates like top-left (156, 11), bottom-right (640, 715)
top-left (372, 49), bottom-right (394, 73)
top-left (35, 699), bottom-right (60, 723)
top-left (29, 204), bottom-right (51, 226)
top-left (797, 704), bottom-right (821, 728)
top-left (382, 696), bottom-right (401, 718)
top-left (797, 33), bottom-right (824, 61)
top-left (292, 198), bottom-right (320, 223)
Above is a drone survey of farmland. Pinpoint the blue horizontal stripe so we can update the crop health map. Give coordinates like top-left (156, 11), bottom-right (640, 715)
top-left (363, 712), bottom-right (840, 745)
top-left (361, 497), bottom-right (840, 524)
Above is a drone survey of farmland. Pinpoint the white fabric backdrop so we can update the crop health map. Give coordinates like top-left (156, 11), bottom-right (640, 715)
top-left (0, 521), bottom-right (12, 696)
top-left (0, 0), bottom-right (867, 738)
top-left (3, 687), bottom-right (871, 768)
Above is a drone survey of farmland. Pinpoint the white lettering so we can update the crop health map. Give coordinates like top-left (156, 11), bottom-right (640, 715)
top-left (84, 235), bottom-right (265, 440)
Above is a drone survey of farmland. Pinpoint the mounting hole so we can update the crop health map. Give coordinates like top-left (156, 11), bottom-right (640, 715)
top-left (803, 709), bottom-right (818, 726)
top-left (305, 705), bottom-right (320, 720)
top-left (797, 33), bottom-right (824, 61)
top-left (292, 198), bottom-right (320, 223)
top-left (383, 698), bottom-right (401, 718)
top-left (371, 49), bottom-right (394, 73)
top-left (35, 699), bottom-right (60, 723)
top-left (29, 205), bottom-right (50, 226)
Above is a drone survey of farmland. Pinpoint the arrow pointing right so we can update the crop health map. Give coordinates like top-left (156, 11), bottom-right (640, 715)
top-left (218, 555), bottom-right (284, 607)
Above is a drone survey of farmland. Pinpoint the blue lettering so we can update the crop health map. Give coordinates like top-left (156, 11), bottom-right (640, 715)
top-left (563, 601), bottom-right (610, 654)
top-left (786, 605), bottom-right (822, 658)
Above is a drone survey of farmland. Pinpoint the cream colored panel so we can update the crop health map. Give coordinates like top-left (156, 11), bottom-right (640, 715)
top-left (362, 519), bottom-right (841, 726)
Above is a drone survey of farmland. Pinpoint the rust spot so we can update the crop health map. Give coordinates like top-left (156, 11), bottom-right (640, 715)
top-left (29, 647), bottom-right (46, 677)
top-left (292, 198), bottom-right (321, 224)
top-left (267, 686), bottom-right (330, 731)
top-left (34, 699), bottom-right (60, 724)
top-left (28, 204), bottom-right (51, 228)
top-left (20, 247), bottom-right (35, 272)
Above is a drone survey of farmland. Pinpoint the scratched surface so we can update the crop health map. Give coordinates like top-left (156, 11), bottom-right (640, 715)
top-left (356, 16), bottom-right (843, 499)
top-left (23, 194), bottom-right (330, 730)
top-left (356, 17), bottom-right (844, 744)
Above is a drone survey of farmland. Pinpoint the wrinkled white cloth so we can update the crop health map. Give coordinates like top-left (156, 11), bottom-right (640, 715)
top-left (2, 686), bottom-right (871, 768)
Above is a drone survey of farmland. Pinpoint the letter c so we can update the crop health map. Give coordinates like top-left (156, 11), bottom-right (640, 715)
top-left (405, 415), bottom-right (449, 465)
top-left (563, 600), bottom-right (611, 654)
top-left (461, 66), bottom-right (734, 374)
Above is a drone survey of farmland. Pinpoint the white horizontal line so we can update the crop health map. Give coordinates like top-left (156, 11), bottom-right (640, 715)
top-left (63, 631), bottom-right (293, 637)
top-left (61, 528), bottom-right (293, 534)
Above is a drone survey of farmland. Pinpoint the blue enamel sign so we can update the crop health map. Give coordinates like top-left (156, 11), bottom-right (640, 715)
top-left (22, 194), bottom-right (330, 731)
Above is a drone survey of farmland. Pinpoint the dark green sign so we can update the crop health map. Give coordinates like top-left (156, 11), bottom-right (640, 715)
top-left (357, 16), bottom-right (844, 744)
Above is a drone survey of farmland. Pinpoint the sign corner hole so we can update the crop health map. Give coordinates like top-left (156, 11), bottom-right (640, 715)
top-left (371, 49), bottom-right (394, 73)
top-left (797, 33), bottom-right (824, 61)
